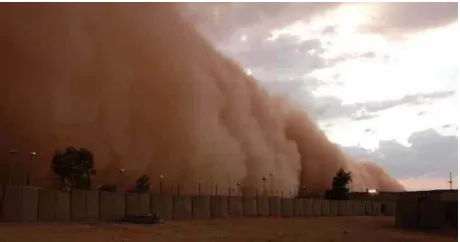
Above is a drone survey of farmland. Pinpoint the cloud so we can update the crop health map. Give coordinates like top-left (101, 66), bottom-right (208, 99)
top-left (362, 3), bottom-right (458, 36)
top-left (315, 90), bottom-right (456, 121)
top-left (182, 3), bottom-right (341, 43)
top-left (236, 36), bottom-right (326, 79)
top-left (341, 129), bottom-right (458, 181)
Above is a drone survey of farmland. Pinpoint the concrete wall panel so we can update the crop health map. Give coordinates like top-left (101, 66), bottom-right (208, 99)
top-left (313, 199), bottom-right (322, 216)
top-left (99, 192), bottom-right (125, 221)
top-left (350, 201), bottom-right (359, 216)
top-left (395, 197), bottom-right (418, 229)
top-left (228, 196), bottom-right (243, 217)
top-left (321, 200), bottom-right (330, 216)
top-left (71, 190), bottom-right (87, 221)
top-left (281, 198), bottom-right (293, 217)
top-left (139, 193), bottom-right (150, 216)
top-left (364, 201), bottom-right (372, 215)
top-left (243, 197), bottom-right (257, 217)
top-left (126, 193), bottom-right (140, 216)
top-left (330, 200), bottom-right (338, 216)
top-left (1, 186), bottom-right (22, 222)
top-left (256, 196), bottom-right (269, 216)
top-left (56, 192), bottom-right (70, 221)
top-left (268, 197), bottom-right (281, 217)
top-left (372, 202), bottom-right (381, 216)
top-left (210, 195), bottom-right (228, 218)
top-left (192, 195), bottom-right (211, 219)
top-left (151, 193), bottom-right (173, 220)
top-left (383, 202), bottom-right (396, 216)
top-left (99, 192), bottom-right (119, 221)
top-left (358, 201), bottom-right (366, 216)
top-left (22, 187), bottom-right (39, 222)
top-left (419, 195), bottom-right (445, 229)
top-left (304, 199), bottom-right (313, 216)
top-left (293, 199), bottom-right (304, 216)
top-left (38, 189), bottom-right (56, 221)
top-left (86, 190), bottom-right (99, 221)
top-left (173, 195), bottom-right (192, 220)
top-left (2, 186), bottom-right (39, 222)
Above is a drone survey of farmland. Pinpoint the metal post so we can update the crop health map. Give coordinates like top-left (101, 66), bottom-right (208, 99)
top-left (269, 173), bottom-right (274, 196)
top-left (236, 181), bottom-right (241, 196)
top-left (210, 176), bottom-right (214, 195)
top-left (159, 174), bottom-right (164, 194)
top-left (118, 168), bottom-right (125, 192)
top-left (262, 176), bottom-right (267, 196)
top-left (27, 151), bottom-right (36, 186)
top-left (8, 149), bottom-right (17, 186)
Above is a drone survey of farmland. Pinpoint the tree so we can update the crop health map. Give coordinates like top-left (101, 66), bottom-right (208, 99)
top-left (51, 147), bottom-right (96, 190)
top-left (324, 168), bottom-right (352, 200)
top-left (131, 175), bottom-right (150, 193)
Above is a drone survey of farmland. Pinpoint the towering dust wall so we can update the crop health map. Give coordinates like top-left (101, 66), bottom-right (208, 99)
top-left (0, 3), bottom-right (404, 196)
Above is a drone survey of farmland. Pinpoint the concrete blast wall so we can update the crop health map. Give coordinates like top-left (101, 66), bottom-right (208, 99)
top-left (1, 186), bottom-right (39, 222)
top-left (269, 197), bottom-right (281, 217)
top-left (304, 199), bottom-right (313, 216)
top-left (126, 192), bottom-right (150, 216)
top-left (99, 192), bottom-right (126, 221)
top-left (210, 196), bottom-right (228, 218)
top-left (38, 189), bottom-right (57, 221)
top-left (293, 199), bottom-right (305, 216)
top-left (192, 196), bottom-right (211, 219)
top-left (321, 200), bottom-right (331, 216)
top-left (383, 202), bottom-right (396, 216)
top-left (243, 197), bottom-right (257, 216)
top-left (256, 196), bottom-right (269, 216)
top-left (395, 196), bottom-right (419, 229)
top-left (330, 200), bottom-right (338, 216)
top-left (173, 195), bottom-right (192, 220)
top-left (281, 198), bottom-right (293, 217)
top-left (151, 194), bottom-right (173, 220)
top-left (56, 192), bottom-right (71, 221)
top-left (313, 199), bottom-right (322, 216)
top-left (1, 186), bottom-right (390, 222)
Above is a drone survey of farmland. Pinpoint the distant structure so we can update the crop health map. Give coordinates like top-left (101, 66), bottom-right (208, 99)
top-left (394, 189), bottom-right (457, 230)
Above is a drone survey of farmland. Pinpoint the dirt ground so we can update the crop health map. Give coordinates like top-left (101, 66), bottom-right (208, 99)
top-left (0, 217), bottom-right (456, 242)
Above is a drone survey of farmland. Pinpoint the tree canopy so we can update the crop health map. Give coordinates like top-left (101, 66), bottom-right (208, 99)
top-left (324, 168), bottom-right (352, 200)
top-left (51, 147), bottom-right (96, 190)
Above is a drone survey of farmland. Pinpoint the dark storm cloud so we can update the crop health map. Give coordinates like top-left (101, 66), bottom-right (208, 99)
top-left (342, 129), bottom-right (458, 179)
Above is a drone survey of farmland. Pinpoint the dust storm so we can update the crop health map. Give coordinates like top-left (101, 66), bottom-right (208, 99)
top-left (0, 3), bottom-right (404, 196)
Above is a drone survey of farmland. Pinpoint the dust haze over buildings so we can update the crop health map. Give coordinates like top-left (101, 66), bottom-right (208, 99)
top-left (0, 3), bottom-right (405, 196)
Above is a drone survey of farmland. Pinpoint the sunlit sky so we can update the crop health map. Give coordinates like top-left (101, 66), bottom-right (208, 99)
top-left (183, 2), bottom-right (458, 191)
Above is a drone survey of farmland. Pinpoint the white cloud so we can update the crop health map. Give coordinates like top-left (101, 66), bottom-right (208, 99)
top-left (186, 3), bottom-right (458, 190)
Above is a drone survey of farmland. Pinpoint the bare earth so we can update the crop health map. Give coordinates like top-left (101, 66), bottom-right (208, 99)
top-left (0, 217), bottom-right (456, 242)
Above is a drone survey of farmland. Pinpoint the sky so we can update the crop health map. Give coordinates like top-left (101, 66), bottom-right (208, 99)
top-left (182, 2), bottom-right (458, 191)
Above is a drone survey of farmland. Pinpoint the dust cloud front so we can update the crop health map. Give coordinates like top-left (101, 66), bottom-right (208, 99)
top-left (0, 3), bottom-right (405, 196)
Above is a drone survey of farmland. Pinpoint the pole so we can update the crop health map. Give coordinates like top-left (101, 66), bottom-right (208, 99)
top-left (449, 172), bottom-right (453, 190)
top-left (269, 173), bottom-right (274, 196)
top-left (118, 168), bottom-right (125, 192)
top-left (159, 174), bottom-right (164, 194)
top-left (27, 152), bottom-right (36, 186)
top-left (8, 149), bottom-right (17, 186)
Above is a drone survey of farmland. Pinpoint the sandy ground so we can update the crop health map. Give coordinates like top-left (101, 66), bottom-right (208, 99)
top-left (0, 217), bottom-right (456, 242)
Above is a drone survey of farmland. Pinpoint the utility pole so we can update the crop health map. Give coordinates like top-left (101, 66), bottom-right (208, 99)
top-left (448, 172), bottom-right (453, 190)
